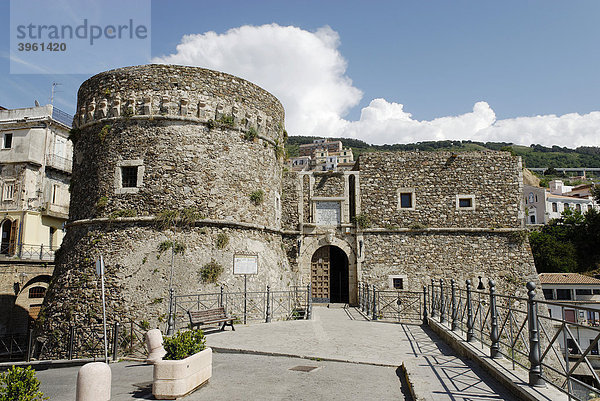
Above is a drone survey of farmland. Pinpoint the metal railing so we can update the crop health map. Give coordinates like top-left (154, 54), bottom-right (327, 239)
top-left (0, 242), bottom-right (58, 261)
top-left (0, 320), bottom-right (148, 363)
top-left (45, 153), bottom-right (73, 173)
top-left (51, 107), bottom-right (73, 128)
top-left (357, 282), bottom-right (423, 324)
top-left (169, 285), bottom-right (311, 333)
top-left (430, 278), bottom-right (600, 401)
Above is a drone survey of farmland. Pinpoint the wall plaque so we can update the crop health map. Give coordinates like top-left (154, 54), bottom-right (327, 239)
top-left (316, 201), bottom-right (341, 225)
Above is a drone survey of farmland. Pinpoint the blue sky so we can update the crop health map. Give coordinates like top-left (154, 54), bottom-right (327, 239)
top-left (2, 0), bottom-right (600, 147)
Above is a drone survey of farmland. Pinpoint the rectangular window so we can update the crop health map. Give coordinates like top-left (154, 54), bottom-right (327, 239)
top-left (2, 182), bottom-right (14, 201)
top-left (594, 289), bottom-right (600, 295)
top-left (542, 288), bottom-right (554, 300)
top-left (52, 184), bottom-right (59, 204)
top-left (456, 194), bottom-right (475, 210)
top-left (576, 204), bottom-right (581, 212)
top-left (3, 133), bottom-right (12, 149)
top-left (400, 193), bottom-right (412, 208)
top-left (556, 289), bottom-right (572, 300)
top-left (552, 202), bottom-right (558, 212)
top-left (121, 166), bottom-right (138, 188)
top-left (589, 205), bottom-right (593, 212)
top-left (397, 188), bottom-right (415, 210)
top-left (459, 198), bottom-right (472, 208)
top-left (530, 215), bottom-right (536, 224)
top-left (576, 289), bottom-right (592, 296)
top-left (393, 278), bottom-right (403, 289)
top-left (566, 337), bottom-right (579, 353)
top-left (564, 203), bottom-right (570, 211)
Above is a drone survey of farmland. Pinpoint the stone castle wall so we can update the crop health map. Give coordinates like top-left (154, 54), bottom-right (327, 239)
top-left (40, 65), bottom-right (539, 333)
top-left (361, 231), bottom-right (536, 296)
top-left (357, 151), bottom-right (536, 294)
top-left (43, 223), bottom-right (294, 328)
top-left (40, 65), bottom-right (292, 330)
top-left (358, 151), bottom-right (525, 229)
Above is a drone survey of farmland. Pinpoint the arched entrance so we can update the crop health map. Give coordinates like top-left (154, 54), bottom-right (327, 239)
top-left (311, 245), bottom-right (349, 303)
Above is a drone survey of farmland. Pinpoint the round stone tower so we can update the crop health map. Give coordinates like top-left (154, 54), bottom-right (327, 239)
top-left (40, 65), bottom-right (293, 330)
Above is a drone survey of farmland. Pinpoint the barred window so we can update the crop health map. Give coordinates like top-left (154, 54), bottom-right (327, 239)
top-left (28, 286), bottom-right (46, 299)
top-left (121, 166), bottom-right (138, 188)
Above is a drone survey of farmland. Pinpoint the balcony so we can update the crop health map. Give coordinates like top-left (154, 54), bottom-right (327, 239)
top-left (42, 201), bottom-right (69, 219)
top-left (45, 154), bottom-right (72, 173)
top-left (0, 242), bottom-right (57, 261)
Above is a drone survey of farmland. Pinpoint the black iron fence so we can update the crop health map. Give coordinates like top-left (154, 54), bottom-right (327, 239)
top-left (0, 320), bottom-right (148, 363)
top-left (168, 285), bottom-right (312, 333)
top-left (357, 282), bottom-right (423, 323)
top-left (0, 242), bottom-right (58, 260)
top-left (430, 278), bottom-right (600, 401)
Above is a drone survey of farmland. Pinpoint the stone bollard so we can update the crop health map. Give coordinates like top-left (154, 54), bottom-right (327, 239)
top-left (76, 362), bottom-right (111, 401)
top-left (145, 329), bottom-right (166, 364)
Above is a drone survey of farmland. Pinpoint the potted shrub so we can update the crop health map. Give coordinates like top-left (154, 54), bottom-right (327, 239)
top-left (152, 329), bottom-right (212, 400)
top-left (0, 365), bottom-right (47, 400)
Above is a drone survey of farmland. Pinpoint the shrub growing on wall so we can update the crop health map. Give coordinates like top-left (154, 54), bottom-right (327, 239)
top-left (215, 233), bottom-right (229, 249)
top-left (250, 190), bottom-right (265, 206)
top-left (200, 260), bottom-right (224, 284)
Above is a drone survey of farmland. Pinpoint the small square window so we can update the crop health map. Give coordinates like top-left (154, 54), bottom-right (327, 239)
top-left (459, 198), bottom-right (472, 208)
top-left (121, 166), bottom-right (138, 188)
top-left (115, 160), bottom-right (144, 194)
top-left (393, 278), bottom-right (403, 289)
top-left (388, 274), bottom-right (407, 290)
top-left (456, 195), bottom-right (475, 210)
top-left (397, 188), bottom-right (415, 210)
top-left (400, 193), bottom-right (412, 208)
top-left (3, 133), bottom-right (12, 149)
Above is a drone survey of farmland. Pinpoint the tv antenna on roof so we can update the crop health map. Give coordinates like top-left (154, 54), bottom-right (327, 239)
top-left (50, 82), bottom-right (62, 105)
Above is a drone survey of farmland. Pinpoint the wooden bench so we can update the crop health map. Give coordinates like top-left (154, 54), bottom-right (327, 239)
top-left (188, 307), bottom-right (235, 331)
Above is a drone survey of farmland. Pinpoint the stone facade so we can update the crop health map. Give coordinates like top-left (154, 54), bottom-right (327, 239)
top-left (40, 65), bottom-right (538, 335)
top-left (40, 65), bottom-right (292, 331)
top-left (358, 151), bottom-right (525, 229)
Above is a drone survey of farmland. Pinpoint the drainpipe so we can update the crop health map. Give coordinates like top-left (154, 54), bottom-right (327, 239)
top-left (18, 211), bottom-right (24, 258)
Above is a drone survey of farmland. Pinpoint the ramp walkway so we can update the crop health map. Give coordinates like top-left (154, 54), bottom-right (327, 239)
top-left (206, 305), bottom-right (520, 400)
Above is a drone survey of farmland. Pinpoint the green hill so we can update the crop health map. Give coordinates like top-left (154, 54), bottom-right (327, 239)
top-left (285, 137), bottom-right (600, 172)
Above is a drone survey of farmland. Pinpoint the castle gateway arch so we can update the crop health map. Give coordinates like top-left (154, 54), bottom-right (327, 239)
top-left (311, 245), bottom-right (349, 303)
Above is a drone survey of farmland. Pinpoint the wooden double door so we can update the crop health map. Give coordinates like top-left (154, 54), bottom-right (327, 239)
top-left (311, 246), bottom-right (349, 303)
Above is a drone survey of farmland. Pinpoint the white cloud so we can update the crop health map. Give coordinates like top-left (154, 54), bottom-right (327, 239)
top-left (152, 24), bottom-right (362, 137)
top-left (342, 99), bottom-right (497, 145)
top-left (154, 24), bottom-right (600, 148)
top-left (342, 98), bottom-right (600, 147)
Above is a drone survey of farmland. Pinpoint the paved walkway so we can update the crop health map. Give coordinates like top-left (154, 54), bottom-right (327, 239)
top-left (206, 305), bottom-right (518, 400)
top-left (36, 305), bottom-right (523, 400)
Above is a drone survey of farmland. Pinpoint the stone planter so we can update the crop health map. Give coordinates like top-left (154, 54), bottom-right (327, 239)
top-left (153, 347), bottom-right (212, 399)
